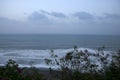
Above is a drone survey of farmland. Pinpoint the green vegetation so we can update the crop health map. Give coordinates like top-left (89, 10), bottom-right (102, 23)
top-left (0, 59), bottom-right (45, 80)
top-left (46, 46), bottom-right (120, 80)
top-left (0, 47), bottom-right (120, 80)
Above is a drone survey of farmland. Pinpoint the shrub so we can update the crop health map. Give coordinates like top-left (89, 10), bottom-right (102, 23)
top-left (46, 47), bottom-right (120, 80)
top-left (0, 59), bottom-right (45, 80)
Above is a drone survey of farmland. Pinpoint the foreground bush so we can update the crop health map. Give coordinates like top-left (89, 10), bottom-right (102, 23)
top-left (46, 46), bottom-right (120, 80)
top-left (0, 59), bottom-right (45, 80)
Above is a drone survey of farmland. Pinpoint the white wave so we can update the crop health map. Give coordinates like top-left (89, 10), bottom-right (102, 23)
top-left (0, 48), bottom-right (114, 69)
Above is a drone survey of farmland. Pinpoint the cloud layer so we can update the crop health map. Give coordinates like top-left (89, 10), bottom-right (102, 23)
top-left (0, 10), bottom-right (120, 35)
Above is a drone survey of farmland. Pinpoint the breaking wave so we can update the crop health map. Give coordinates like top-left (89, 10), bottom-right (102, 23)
top-left (0, 48), bottom-right (113, 68)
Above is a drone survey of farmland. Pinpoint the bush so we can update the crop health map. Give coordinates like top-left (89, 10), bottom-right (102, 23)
top-left (0, 59), bottom-right (45, 80)
top-left (46, 47), bottom-right (120, 80)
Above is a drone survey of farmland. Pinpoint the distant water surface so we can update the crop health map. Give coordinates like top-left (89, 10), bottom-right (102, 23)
top-left (0, 34), bottom-right (120, 51)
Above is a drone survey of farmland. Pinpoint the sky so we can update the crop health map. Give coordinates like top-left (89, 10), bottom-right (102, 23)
top-left (0, 0), bottom-right (120, 35)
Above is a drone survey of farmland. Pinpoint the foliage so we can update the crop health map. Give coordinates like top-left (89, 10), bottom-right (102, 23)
top-left (0, 59), bottom-right (45, 80)
top-left (46, 46), bottom-right (120, 80)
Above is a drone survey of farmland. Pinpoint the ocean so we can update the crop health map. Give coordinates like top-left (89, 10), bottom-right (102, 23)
top-left (0, 34), bottom-right (120, 68)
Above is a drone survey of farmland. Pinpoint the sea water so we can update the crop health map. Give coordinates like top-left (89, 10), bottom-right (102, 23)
top-left (0, 34), bottom-right (120, 68)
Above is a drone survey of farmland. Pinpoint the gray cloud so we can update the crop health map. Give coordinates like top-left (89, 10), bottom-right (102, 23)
top-left (0, 17), bottom-right (19, 26)
top-left (28, 11), bottom-right (48, 21)
top-left (27, 10), bottom-right (67, 24)
top-left (98, 13), bottom-right (120, 23)
top-left (28, 11), bottom-right (52, 24)
top-left (104, 13), bottom-right (120, 20)
top-left (40, 10), bottom-right (66, 18)
top-left (39, 10), bottom-right (50, 15)
top-left (104, 14), bottom-right (120, 23)
top-left (50, 12), bottom-right (66, 18)
top-left (73, 12), bottom-right (94, 20)
top-left (0, 17), bottom-right (28, 33)
top-left (0, 11), bottom-right (120, 35)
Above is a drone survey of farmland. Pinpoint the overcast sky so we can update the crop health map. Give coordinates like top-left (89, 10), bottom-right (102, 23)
top-left (0, 0), bottom-right (120, 35)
